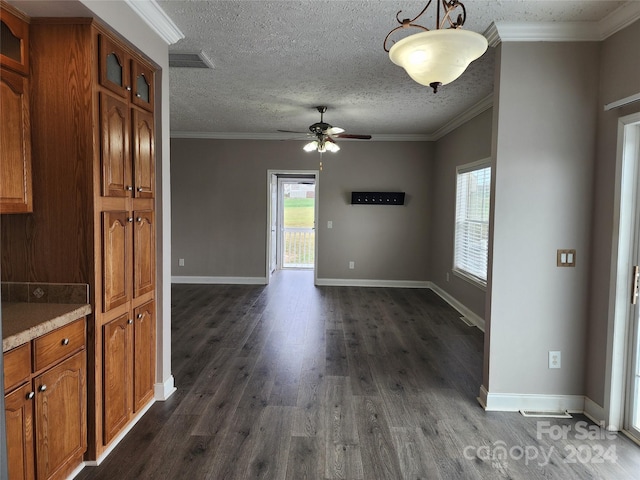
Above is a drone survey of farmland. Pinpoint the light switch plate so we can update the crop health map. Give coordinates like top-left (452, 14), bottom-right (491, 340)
top-left (557, 249), bottom-right (576, 267)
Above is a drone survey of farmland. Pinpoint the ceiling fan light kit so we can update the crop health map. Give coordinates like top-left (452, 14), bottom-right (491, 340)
top-left (295, 106), bottom-right (371, 154)
top-left (384, 0), bottom-right (488, 93)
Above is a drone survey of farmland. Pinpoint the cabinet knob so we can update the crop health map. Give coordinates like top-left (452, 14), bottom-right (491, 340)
top-left (128, 217), bottom-right (134, 223)
top-left (126, 186), bottom-right (133, 191)
top-left (136, 93), bottom-right (142, 98)
top-left (126, 86), bottom-right (132, 91)
top-left (137, 187), bottom-right (143, 192)
top-left (137, 313), bottom-right (143, 319)
top-left (128, 319), bottom-right (133, 324)
top-left (39, 385), bottom-right (47, 392)
top-left (61, 338), bottom-right (70, 346)
top-left (136, 217), bottom-right (142, 222)
top-left (26, 391), bottom-right (35, 400)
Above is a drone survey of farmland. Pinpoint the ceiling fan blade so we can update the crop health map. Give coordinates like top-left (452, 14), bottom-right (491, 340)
top-left (325, 126), bottom-right (345, 136)
top-left (333, 133), bottom-right (372, 140)
top-left (277, 129), bottom-right (309, 134)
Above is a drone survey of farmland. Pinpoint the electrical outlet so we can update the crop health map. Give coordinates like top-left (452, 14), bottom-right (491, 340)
top-left (349, 261), bottom-right (355, 269)
top-left (549, 351), bottom-right (561, 369)
top-left (179, 258), bottom-right (185, 267)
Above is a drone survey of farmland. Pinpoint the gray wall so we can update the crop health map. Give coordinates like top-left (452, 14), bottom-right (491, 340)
top-left (486, 41), bottom-right (600, 396)
top-left (586, 19), bottom-right (640, 406)
top-left (170, 138), bottom-right (434, 282)
top-left (430, 108), bottom-right (493, 319)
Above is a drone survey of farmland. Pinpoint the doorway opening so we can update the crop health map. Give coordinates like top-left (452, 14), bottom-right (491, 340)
top-left (266, 170), bottom-right (319, 282)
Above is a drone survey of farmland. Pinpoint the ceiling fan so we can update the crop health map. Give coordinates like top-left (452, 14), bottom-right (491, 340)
top-left (279, 106), bottom-right (372, 153)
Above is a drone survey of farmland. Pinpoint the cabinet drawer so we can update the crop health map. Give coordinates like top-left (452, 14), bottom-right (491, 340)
top-left (4, 343), bottom-right (31, 392)
top-left (33, 319), bottom-right (85, 372)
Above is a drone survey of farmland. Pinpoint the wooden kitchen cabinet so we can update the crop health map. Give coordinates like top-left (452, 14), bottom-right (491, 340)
top-left (99, 93), bottom-right (131, 198)
top-left (102, 211), bottom-right (131, 312)
top-left (5, 383), bottom-right (35, 480)
top-left (133, 300), bottom-right (155, 412)
top-left (132, 109), bottom-right (155, 198)
top-left (103, 300), bottom-right (155, 443)
top-left (0, 3), bottom-right (32, 214)
top-left (34, 351), bottom-right (87, 480)
top-left (1, 18), bottom-right (158, 461)
top-left (99, 93), bottom-right (155, 199)
top-left (98, 33), bottom-right (154, 113)
top-left (103, 314), bottom-right (131, 444)
top-left (3, 318), bottom-right (87, 480)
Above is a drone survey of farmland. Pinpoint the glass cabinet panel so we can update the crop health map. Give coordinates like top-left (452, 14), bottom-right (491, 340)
top-left (1, 21), bottom-right (21, 63)
top-left (106, 53), bottom-right (123, 87)
top-left (135, 74), bottom-right (150, 104)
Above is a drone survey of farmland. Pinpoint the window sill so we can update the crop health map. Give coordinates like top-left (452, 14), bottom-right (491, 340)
top-left (452, 269), bottom-right (487, 291)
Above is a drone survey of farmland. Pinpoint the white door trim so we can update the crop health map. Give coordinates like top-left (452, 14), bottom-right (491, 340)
top-left (265, 170), bottom-right (319, 285)
top-left (604, 112), bottom-right (640, 432)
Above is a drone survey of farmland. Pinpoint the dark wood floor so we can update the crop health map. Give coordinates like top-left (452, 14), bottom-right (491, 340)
top-left (77, 270), bottom-right (640, 479)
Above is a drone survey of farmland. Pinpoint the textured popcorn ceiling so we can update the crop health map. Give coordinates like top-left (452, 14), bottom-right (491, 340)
top-left (159, 0), bottom-right (627, 137)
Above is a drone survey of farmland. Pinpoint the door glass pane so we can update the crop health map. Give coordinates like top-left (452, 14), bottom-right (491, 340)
top-left (136, 74), bottom-right (150, 103)
top-left (282, 182), bottom-right (315, 269)
top-left (1, 20), bottom-right (21, 62)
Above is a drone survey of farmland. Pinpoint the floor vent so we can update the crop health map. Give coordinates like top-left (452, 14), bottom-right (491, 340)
top-left (169, 51), bottom-right (214, 69)
top-left (459, 316), bottom-right (475, 327)
top-left (520, 410), bottom-right (572, 418)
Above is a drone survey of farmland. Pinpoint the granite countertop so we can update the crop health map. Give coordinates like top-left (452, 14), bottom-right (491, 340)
top-left (2, 302), bottom-right (92, 352)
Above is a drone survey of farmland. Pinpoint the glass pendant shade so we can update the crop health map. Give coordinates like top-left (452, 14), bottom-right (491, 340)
top-left (303, 141), bottom-right (318, 152)
top-left (389, 29), bottom-right (488, 89)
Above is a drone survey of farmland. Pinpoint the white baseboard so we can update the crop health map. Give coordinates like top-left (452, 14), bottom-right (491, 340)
top-left (171, 275), bottom-right (267, 285)
top-left (583, 396), bottom-right (612, 428)
top-left (155, 375), bottom-right (177, 401)
top-left (315, 278), bottom-right (430, 288)
top-left (480, 387), bottom-right (585, 413)
top-left (428, 282), bottom-right (485, 332)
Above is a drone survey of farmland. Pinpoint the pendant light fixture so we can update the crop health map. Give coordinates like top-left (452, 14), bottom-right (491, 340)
top-left (383, 0), bottom-right (488, 93)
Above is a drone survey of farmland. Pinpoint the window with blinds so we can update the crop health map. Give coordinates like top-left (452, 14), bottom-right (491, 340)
top-left (454, 161), bottom-right (491, 287)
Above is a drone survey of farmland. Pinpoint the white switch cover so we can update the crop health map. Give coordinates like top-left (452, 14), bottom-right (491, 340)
top-left (328, 220), bottom-right (333, 229)
top-left (179, 258), bottom-right (185, 267)
top-left (349, 261), bottom-right (355, 269)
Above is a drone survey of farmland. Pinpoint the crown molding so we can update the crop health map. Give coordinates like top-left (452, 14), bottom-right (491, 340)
top-left (170, 131), bottom-right (434, 141)
top-left (430, 94), bottom-right (494, 141)
top-left (171, 96), bottom-right (495, 142)
top-left (485, 1), bottom-right (640, 46)
top-left (125, 0), bottom-right (184, 45)
top-left (598, 0), bottom-right (640, 39)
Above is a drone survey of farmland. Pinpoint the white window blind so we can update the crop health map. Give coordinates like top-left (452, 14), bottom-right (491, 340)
top-left (454, 162), bottom-right (491, 286)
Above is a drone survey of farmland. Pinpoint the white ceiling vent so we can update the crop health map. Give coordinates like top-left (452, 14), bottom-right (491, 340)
top-left (169, 51), bottom-right (214, 69)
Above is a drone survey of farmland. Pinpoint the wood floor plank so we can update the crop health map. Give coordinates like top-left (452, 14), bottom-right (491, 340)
top-left (353, 395), bottom-right (405, 480)
top-left (76, 271), bottom-right (640, 480)
top-left (285, 436), bottom-right (324, 480)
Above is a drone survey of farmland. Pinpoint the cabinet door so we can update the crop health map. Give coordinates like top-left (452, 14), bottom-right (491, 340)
top-left (5, 384), bottom-right (35, 480)
top-left (102, 211), bottom-right (131, 312)
top-left (0, 67), bottom-right (32, 213)
top-left (34, 351), bottom-right (86, 480)
top-left (132, 108), bottom-right (154, 198)
top-left (133, 210), bottom-right (155, 298)
top-left (103, 314), bottom-right (132, 445)
top-left (0, 7), bottom-right (29, 75)
top-left (98, 34), bottom-right (130, 99)
top-left (133, 300), bottom-right (155, 412)
top-left (100, 93), bottom-right (131, 197)
top-left (131, 60), bottom-right (154, 111)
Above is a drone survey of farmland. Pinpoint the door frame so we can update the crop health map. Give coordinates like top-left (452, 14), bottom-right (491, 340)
top-left (604, 111), bottom-right (640, 435)
top-left (266, 169), bottom-right (319, 284)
